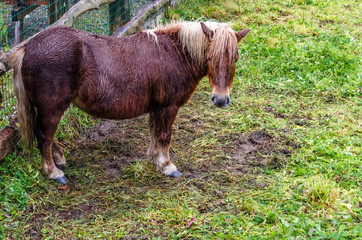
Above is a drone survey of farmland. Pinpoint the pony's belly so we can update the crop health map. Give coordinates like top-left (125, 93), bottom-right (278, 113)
top-left (72, 97), bottom-right (148, 120)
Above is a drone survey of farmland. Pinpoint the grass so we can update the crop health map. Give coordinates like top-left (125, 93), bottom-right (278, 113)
top-left (0, 0), bottom-right (361, 239)
top-left (1, 72), bottom-right (16, 128)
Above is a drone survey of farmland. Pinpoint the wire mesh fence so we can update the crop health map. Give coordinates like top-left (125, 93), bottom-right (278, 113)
top-left (73, 0), bottom-right (153, 35)
top-left (0, 0), bottom-right (153, 127)
top-left (0, 0), bottom-right (73, 49)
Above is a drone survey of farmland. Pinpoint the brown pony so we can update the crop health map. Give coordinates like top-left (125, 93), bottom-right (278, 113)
top-left (11, 21), bottom-right (250, 184)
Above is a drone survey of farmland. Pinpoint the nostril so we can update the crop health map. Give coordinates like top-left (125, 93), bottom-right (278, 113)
top-left (216, 101), bottom-right (222, 107)
top-left (226, 97), bottom-right (230, 105)
top-left (211, 96), bottom-right (216, 102)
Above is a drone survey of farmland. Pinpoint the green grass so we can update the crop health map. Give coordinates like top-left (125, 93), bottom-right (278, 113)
top-left (1, 0), bottom-right (361, 239)
top-left (0, 72), bottom-right (16, 128)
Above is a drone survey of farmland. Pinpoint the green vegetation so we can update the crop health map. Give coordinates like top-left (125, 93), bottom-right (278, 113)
top-left (0, 2), bottom-right (9, 51)
top-left (0, 0), bottom-right (361, 239)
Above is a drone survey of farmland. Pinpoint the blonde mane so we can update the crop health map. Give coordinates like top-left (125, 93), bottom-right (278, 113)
top-left (151, 21), bottom-right (239, 65)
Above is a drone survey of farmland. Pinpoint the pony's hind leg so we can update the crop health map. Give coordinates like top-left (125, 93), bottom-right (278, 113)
top-left (36, 108), bottom-right (69, 184)
top-left (148, 106), bottom-right (182, 178)
top-left (52, 142), bottom-right (66, 170)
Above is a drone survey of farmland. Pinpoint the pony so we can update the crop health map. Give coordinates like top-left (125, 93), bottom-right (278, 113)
top-left (11, 21), bottom-right (250, 184)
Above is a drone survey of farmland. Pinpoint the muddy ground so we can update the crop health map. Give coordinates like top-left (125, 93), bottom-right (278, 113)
top-left (20, 114), bottom-right (297, 239)
top-left (73, 117), bottom-right (296, 182)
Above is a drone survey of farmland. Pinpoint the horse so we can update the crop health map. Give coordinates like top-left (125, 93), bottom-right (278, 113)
top-left (11, 21), bottom-right (250, 184)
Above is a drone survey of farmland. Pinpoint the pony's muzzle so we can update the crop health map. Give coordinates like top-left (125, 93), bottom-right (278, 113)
top-left (211, 94), bottom-right (230, 108)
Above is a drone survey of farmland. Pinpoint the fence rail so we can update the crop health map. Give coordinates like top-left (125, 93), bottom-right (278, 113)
top-left (0, 0), bottom-right (154, 50)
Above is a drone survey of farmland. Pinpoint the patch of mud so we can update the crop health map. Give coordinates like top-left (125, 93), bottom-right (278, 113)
top-left (180, 129), bottom-right (298, 185)
top-left (71, 119), bottom-right (149, 180)
top-left (198, 199), bottom-right (227, 213)
top-left (56, 202), bottom-right (95, 221)
top-left (24, 199), bottom-right (104, 239)
top-left (103, 156), bottom-right (137, 176)
top-left (234, 130), bottom-right (273, 162)
top-left (81, 119), bottom-right (147, 144)
top-left (87, 120), bottom-right (119, 142)
top-left (104, 158), bottom-right (124, 176)
top-left (26, 213), bottom-right (47, 240)
top-left (231, 130), bottom-right (296, 173)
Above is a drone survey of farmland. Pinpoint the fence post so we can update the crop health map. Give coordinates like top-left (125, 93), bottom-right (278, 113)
top-left (11, 3), bottom-right (39, 44)
top-left (14, 21), bottom-right (21, 45)
top-left (47, 0), bottom-right (57, 25)
top-left (12, 0), bottom-right (23, 45)
top-left (109, 0), bottom-right (129, 35)
top-left (57, 0), bottom-right (69, 19)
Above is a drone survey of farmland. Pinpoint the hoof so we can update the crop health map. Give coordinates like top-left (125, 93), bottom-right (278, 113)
top-left (171, 171), bottom-right (182, 178)
top-left (55, 176), bottom-right (69, 184)
top-left (56, 164), bottom-right (66, 171)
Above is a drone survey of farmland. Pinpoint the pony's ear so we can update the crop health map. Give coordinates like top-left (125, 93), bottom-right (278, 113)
top-left (200, 22), bottom-right (214, 40)
top-left (235, 29), bottom-right (251, 42)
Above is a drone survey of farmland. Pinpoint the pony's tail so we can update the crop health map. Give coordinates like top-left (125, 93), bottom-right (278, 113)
top-left (11, 47), bottom-right (35, 152)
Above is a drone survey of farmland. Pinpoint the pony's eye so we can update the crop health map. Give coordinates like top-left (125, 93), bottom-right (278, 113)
top-left (235, 58), bottom-right (239, 63)
top-left (207, 57), bottom-right (212, 61)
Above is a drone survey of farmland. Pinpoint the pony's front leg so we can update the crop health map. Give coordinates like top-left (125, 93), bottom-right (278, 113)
top-left (148, 106), bottom-right (182, 178)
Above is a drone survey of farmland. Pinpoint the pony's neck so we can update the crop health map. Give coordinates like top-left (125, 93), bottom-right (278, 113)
top-left (178, 36), bottom-right (208, 81)
top-left (150, 23), bottom-right (210, 81)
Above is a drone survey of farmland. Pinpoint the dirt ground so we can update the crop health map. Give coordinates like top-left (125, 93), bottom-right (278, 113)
top-left (74, 117), bottom-right (296, 181)
top-left (20, 114), bottom-right (297, 238)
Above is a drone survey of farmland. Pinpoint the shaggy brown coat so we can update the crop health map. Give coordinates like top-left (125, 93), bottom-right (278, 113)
top-left (11, 21), bottom-right (250, 183)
